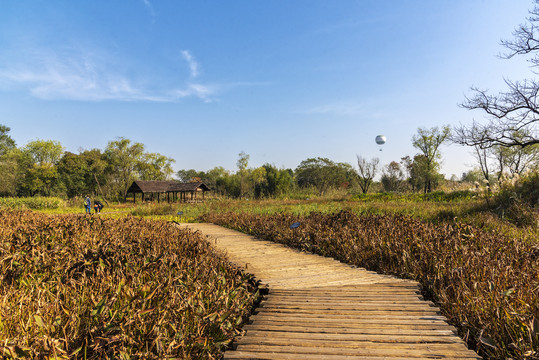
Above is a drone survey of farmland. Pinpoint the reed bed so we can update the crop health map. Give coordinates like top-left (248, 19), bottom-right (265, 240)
top-left (0, 210), bottom-right (259, 359)
top-left (201, 210), bottom-right (539, 360)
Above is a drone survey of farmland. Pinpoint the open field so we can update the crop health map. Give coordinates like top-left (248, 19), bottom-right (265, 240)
top-left (64, 195), bottom-right (536, 243)
top-left (0, 210), bottom-right (259, 359)
top-left (2, 194), bottom-right (537, 358)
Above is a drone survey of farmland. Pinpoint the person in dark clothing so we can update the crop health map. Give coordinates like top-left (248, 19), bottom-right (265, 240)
top-left (93, 200), bottom-right (104, 214)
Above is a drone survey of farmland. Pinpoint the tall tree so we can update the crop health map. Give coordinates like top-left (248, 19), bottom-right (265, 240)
top-left (455, 1), bottom-right (539, 149)
top-left (0, 125), bottom-right (17, 195)
top-left (295, 157), bottom-right (355, 194)
top-left (0, 125), bottom-right (16, 157)
top-left (23, 139), bottom-right (64, 166)
top-left (57, 149), bottom-right (108, 198)
top-left (236, 151), bottom-right (250, 198)
top-left (356, 156), bottom-right (379, 194)
top-left (18, 140), bottom-right (64, 196)
top-left (104, 138), bottom-right (145, 200)
top-left (138, 152), bottom-right (175, 181)
top-left (411, 126), bottom-right (450, 193)
top-left (381, 161), bottom-right (404, 192)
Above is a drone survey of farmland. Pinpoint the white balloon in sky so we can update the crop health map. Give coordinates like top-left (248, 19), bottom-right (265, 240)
top-left (375, 135), bottom-right (386, 145)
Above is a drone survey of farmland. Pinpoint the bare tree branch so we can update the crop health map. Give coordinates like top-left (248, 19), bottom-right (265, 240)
top-left (457, 1), bottom-right (539, 149)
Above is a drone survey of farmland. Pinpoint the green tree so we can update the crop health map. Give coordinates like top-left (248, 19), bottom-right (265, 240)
top-left (0, 124), bottom-right (16, 157)
top-left (23, 139), bottom-right (64, 166)
top-left (236, 151), bottom-right (250, 198)
top-left (411, 126), bottom-right (450, 193)
top-left (176, 169), bottom-right (206, 183)
top-left (295, 157), bottom-right (356, 194)
top-left (0, 149), bottom-right (21, 196)
top-left (381, 161), bottom-right (404, 192)
top-left (0, 125), bottom-right (17, 195)
top-left (254, 164), bottom-right (294, 198)
top-left (57, 149), bottom-right (108, 198)
top-left (104, 138), bottom-right (145, 200)
top-left (17, 139), bottom-right (64, 196)
top-left (138, 152), bottom-right (175, 181)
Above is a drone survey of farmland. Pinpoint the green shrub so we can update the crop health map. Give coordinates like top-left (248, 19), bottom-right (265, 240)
top-left (0, 196), bottom-right (65, 209)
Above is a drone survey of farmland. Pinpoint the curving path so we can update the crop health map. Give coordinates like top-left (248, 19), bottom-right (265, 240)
top-left (181, 223), bottom-right (481, 360)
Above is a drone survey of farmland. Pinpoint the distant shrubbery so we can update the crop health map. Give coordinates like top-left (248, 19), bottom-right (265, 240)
top-left (0, 196), bottom-right (64, 209)
top-left (352, 190), bottom-right (476, 203)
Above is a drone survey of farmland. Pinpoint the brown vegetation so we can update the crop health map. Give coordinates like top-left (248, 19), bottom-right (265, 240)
top-left (201, 210), bottom-right (539, 359)
top-left (0, 211), bottom-right (259, 359)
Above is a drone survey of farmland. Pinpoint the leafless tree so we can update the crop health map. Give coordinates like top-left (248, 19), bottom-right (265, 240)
top-left (472, 145), bottom-right (492, 183)
top-left (455, 1), bottom-right (539, 149)
top-left (356, 156), bottom-right (379, 194)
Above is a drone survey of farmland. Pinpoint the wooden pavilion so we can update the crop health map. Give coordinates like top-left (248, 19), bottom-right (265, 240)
top-left (126, 181), bottom-right (210, 203)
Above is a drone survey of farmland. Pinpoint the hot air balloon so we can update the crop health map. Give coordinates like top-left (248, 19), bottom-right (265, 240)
top-left (375, 135), bottom-right (386, 151)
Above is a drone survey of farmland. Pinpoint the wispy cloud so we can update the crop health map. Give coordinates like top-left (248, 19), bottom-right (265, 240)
top-left (142, 0), bottom-right (157, 23)
top-left (0, 47), bottom-right (217, 102)
top-left (181, 50), bottom-right (199, 78)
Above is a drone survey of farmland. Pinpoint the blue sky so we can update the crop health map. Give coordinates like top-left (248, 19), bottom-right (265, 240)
top-left (0, 1), bottom-right (534, 178)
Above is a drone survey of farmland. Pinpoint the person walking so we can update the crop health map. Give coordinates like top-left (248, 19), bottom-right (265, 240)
top-left (84, 195), bottom-right (91, 214)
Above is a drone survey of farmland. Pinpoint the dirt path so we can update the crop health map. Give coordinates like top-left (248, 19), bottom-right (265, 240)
top-left (181, 223), bottom-right (480, 360)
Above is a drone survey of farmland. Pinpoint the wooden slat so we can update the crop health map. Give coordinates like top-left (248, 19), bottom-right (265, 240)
top-left (234, 344), bottom-right (479, 358)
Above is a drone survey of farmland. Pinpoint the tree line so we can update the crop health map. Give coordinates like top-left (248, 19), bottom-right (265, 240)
top-left (0, 122), bottom-right (536, 201)
top-left (0, 130), bottom-right (175, 201)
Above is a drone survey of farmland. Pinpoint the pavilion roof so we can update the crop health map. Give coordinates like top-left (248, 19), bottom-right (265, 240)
top-left (127, 181), bottom-right (210, 194)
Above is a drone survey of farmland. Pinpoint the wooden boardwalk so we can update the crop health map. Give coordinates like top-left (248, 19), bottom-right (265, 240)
top-left (181, 223), bottom-right (480, 360)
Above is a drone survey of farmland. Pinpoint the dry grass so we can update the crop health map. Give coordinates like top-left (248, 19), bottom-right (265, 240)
top-left (0, 210), bottom-right (259, 359)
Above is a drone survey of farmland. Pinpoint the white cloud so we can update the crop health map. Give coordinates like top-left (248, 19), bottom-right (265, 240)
top-left (0, 48), bottom-right (217, 102)
top-left (181, 50), bottom-right (199, 78)
top-left (170, 83), bottom-right (216, 103)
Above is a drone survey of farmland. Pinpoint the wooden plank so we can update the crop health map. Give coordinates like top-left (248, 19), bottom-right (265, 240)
top-left (256, 308), bottom-right (440, 316)
top-left (236, 338), bottom-right (471, 350)
top-left (237, 331), bottom-right (464, 343)
top-left (252, 313), bottom-right (448, 322)
top-left (234, 344), bottom-right (479, 358)
top-left (261, 300), bottom-right (427, 307)
top-left (249, 316), bottom-right (452, 326)
top-left (225, 352), bottom-right (480, 360)
top-left (242, 324), bottom-right (457, 335)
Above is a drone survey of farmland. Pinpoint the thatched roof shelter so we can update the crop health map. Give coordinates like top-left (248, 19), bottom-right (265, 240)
top-left (126, 181), bottom-right (210, 203)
